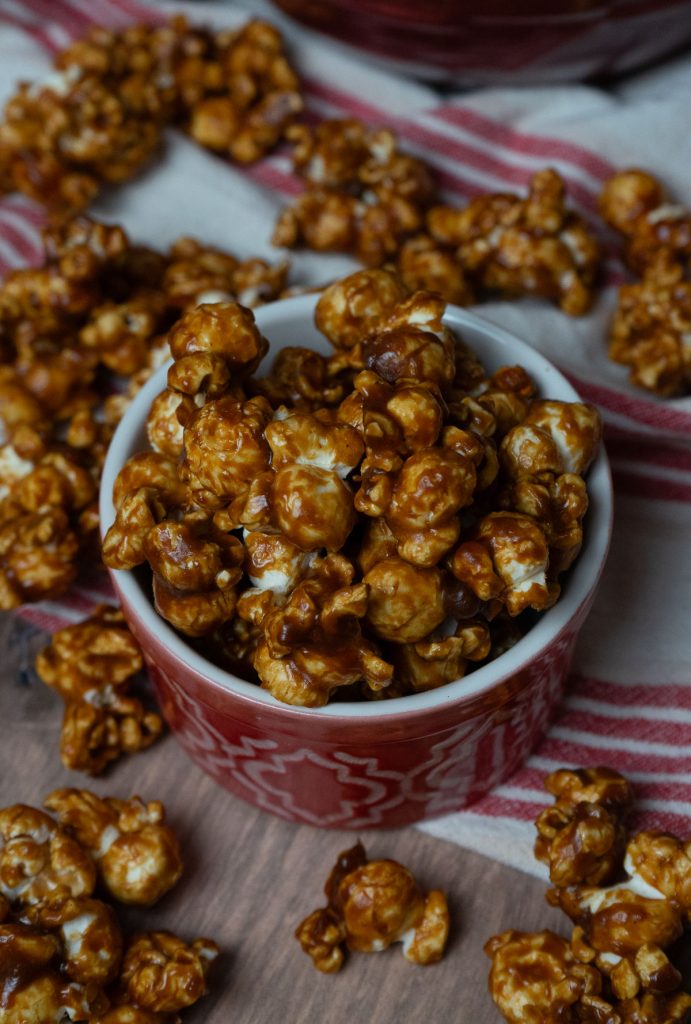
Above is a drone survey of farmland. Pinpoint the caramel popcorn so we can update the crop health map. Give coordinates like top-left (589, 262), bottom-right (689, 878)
top-left (273, 119), bottom-right (438, 266)
top-left (486, 929), bottom-right (610, 1024)
top-left (0, 17), bottom-right (302, 212)
top-left (44, 790), bottom-right (183, 907)
top-left (535, 766), bottom-right (632, 888)
top-left (120, 931), bottom-right (218, 1014)
top-left (429, 168), bottom-right (600, 314)
top-left (23, 893), bottom-right (123, 985)
top-left (487, 766), bottom-right (691, 1024)
top-left (106, 266), bottom-right (601, 704)
top-left (296, 841), bottom-right (449, 972)
top-left (600, 170), bottom-right (691, 274)
top-left (0, 804), bottom-right (96, 907)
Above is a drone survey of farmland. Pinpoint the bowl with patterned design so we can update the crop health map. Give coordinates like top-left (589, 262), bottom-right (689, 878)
top-left (100, 296), bottom-right (612, 829)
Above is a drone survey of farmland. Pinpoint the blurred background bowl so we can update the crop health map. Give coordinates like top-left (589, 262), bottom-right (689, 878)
top-left (271, 0), bottom-right (691, 84)
top-left (100, 297), bottom-right (612, 829)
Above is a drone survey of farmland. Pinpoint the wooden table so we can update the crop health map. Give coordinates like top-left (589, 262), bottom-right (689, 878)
top-left (0, 611), bottom-right (568, 1024)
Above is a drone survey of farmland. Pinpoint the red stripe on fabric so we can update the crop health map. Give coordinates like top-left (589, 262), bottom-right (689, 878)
top-left (504, 766), bottom-right (691, 808)
top-left (466, 794), bottom-right (541, 822)
top-left (562, 371), bottom-right (691, 433)
top-left (243, 160), bottom-right (302, 198)
top-left (537, 736), bottom-right (691, 773)
top-left (612, 468), bottom-right (691, 504)
top-left (0, 7), bottom-right (59, 53)
top-left (15, 607), bottom-right (70, 633)
top-left (21, 0), bottom-right (84, 38)
top-left (555, 709), bottom-right (691, 745)
top-left (304, 78), bottom-right (600, 214)
top-left (432, 105), bottom-right (616, 183)
top-left (605, 435), bottom-right (691, 471)
top-left (571, 674), bottom-right (691, 710)
top-left (0, 211), bottom-right (43, 264)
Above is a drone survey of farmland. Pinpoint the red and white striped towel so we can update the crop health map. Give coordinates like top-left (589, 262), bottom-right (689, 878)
top-left (2, 0), bottom-right (690, 878)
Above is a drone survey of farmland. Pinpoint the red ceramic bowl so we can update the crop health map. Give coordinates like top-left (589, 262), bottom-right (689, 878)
top-left (272, 0), bottom-right (691, 84)
top-left (100, 299), bottom-right (612, 829)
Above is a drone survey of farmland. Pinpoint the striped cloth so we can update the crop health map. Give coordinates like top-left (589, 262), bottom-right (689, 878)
top-left (2, 0), bottom-right (690, 877)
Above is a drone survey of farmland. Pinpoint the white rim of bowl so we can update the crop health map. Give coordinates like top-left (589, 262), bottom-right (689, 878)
top-left (100, 296), bottom-right (613, 720)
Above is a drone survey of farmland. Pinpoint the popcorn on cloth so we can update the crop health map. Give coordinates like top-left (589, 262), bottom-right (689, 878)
top-left (295, 840), bottom-right (450, 971)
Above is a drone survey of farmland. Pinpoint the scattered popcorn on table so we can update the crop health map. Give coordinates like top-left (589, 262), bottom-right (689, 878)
top-left (0, 790), bottom-right (215, 1023)
top-left (295, 841), bottom-right (450, 972)
top-left (486, 766), bottom-right (691, 1024)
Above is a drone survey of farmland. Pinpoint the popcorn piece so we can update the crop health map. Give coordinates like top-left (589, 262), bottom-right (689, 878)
top-left (627, 831), bottom-right (691, 921)
top-left (363, 557), bottom-right (447, 643)
top-left (608, 256), bottom-right (691, 397)
top-left (44, 790), bottom-right (183, 907)
top-left (252, 555), bottom-right (393, 706)
top-left (450, 511), bottom-right (559, 616)
top-left (0, 805), bottom-right (96, 907)
top-left (120, 930), bottom-right (218, 1014)
top-left (0, 922), bottom-right (98, 1024)
top-left (485, 928), bottom-right (611, 1024)
top-left (273, 119), bottom-right (437, 266)
top-left (270, 464), bottom-right (357, 553)
top-left (167, 300), bottom-right (268, 373)
top-left (315, 268), bottom-right (409, 351)
top-left (391, 621), bottom-right (491, 693)
top-left (600, 169), bottom-right (691, 273)
top-left (429, 168), bottom-right (600, 315)
top-left (182, 395), bottom-right (273, 510)
top-left (23, 894), bottom-right (122, 985)
top-left (0, 504), bottom-right (79, 609)
top-left (296, 841), bottom-right (449, 971)
top-left (363, 291), bottom-right (456, 388)
top-left (36, 605), bottom-right (143, 704)
top-left (543, 766), bottom-right (635, 813)
top-left (251, 345), bottom-right (346, 410)
top-left (163, 236), bottom-right (288, 309)
top-left (59, 693), bottom-right (164, 776)
top-left (396, 233), bottom-right (475, 305)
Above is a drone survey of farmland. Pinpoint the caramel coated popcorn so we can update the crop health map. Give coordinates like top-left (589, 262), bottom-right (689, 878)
top-left (428, 169), bottom-right (600, 314)
top-left (600, 170), bottom-right (691, 395)
top-left (295, 841), bottom-right (450, 972)
top-left (0, 214), bottom-right (289, 608)
top-left (486, 767), bottom-right (691, 1024)
top-left (273, 118), bottom-right (438, 266)
top-left (0, 17), bottom-right (302, 212)
top-left (104, 267), bottom-right (602, 705)
top-left (45, 789), bottom-right (183, 907)
top-left (35, 606), bottom-right (163, 775)
top-left (0, 790), bottom-right (215, 1023)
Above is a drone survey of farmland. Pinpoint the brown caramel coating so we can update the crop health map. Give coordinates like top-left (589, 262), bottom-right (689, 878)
top-left (167, 301), bottom-right (268, 372)
top-left (364, 291), bottom-right (456, 387)
top-left (145, 520), bottom-right (243, 595)
top-left (296, 841), bottom-right (449, 972)
top-left (111, 453), bottom-right (185, 512)
top-left (79, 293), bottom-right (170, 376)
top-left (182, 395), bottom-right (272, 509)
top-left (44, 790), bottom-right (182, 907)
top-left (271, 464), bottom-right (357, 553)
top-left (544, 767), bottom-right (635, 813)
top-left (120, 931), bottom-right (218, 1014)
top-left (522, 400), bottom-right (602, 476)
top-left (627, 832), bottom-right (691, 918)
top-left (501, 471), bottom-right (588, 575)
top-left (274, 119), bottom-right (435, 266)
top-left (0, 503), bottom-right (79, 609)
top-left (163, 236), bottom-right (287, 308)
top-left (23, 893), bottom-right (122, 985)
top-left (0, 922), bottom-right (96, 1024)
top-left (392, 621), bottom-right (491, 693)
top-left (600, 169), bottom-right (691, 273)
top-left (91, 1007), bottom-right (170, 1024)
top-left (0, 804), bottom-right (96, 907)
top-left (535, 801), bottom-right (627, 888)
top-left (146, 390), bottom-right (185, 459)
top-left (397, 234), bottom-right (475, 305)
top-left (485, 928), bottom-right (608, 1024)
top-left (35, 605), bottom-right (143, 703)
top-left (551, 886), bottom-right (684, 958)
top-left (251, 345), bottom-right (346, 410)
top-left (600, 170), bottom-right (665, 237)
top-left (615, 993), bottom-right (691, 1023)
top-left (450, 511), bottom-right (559, 616)
top-left (315, 268), bottom-right (409, 350)
top-left (608, 257), bottom-right (691, 397)
top-left (152, 574), bottom-right (239, 638)
top-left (252, 555), bottom-right (392, 706)
top-left (429, 168), bottom-right (600, 315)
top-left (364, 557), bottom-right (446, 643)
top-left (60, 693), bottom-right (164, 776)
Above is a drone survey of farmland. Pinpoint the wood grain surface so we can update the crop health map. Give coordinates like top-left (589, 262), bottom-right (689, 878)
top-left (0, 610), bottom-right (568, 1024)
